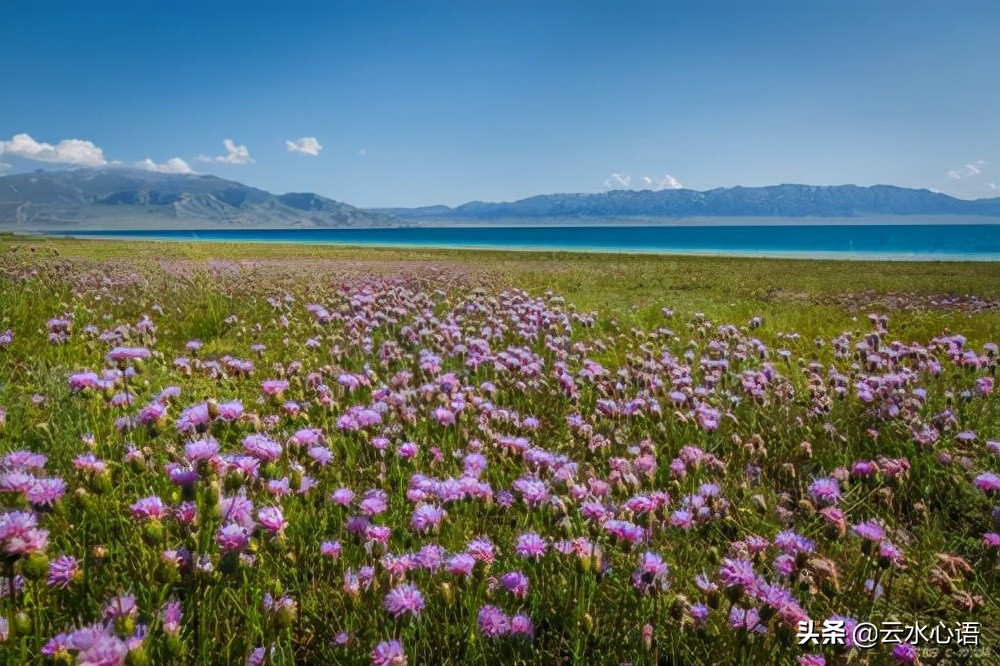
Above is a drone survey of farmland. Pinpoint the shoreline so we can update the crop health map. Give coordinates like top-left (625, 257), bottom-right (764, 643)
top-left (16, 230), bottom-right (1000, 263)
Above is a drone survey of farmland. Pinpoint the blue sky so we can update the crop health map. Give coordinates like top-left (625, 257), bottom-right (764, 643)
top-left (1, 1), bottom-right (997, 206)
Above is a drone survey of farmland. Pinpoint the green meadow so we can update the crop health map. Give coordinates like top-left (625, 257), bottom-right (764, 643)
top-left (0, 235), bottom-right (998, 665)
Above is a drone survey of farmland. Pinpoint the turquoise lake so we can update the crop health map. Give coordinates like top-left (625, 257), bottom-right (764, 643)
top-left (52, 224), bottom-right (1000, 260)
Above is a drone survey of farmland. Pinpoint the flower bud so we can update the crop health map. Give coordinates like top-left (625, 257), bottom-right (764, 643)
top-left (143, 521), bottom-right (164, 546)
top-left (439, 582), bottom-right (453, 604)
top-left (13, 611), bottom-right (31, 636)
top-left (274, 605), bottom-right (296, 628)
top-left (125, 646), bottom-right (151, 666)
top-left (22, 553), bottom-right (50, 581)
top-left (165, 634), bottom-right (183, 657)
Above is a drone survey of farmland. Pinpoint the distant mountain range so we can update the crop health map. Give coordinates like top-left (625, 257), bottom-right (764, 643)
top-left (0, 168), bottom-right (395, 229)
top-left (1, 168), bottom-right (997, 230)
top-left (379, 184), bottom-right (1000, 221)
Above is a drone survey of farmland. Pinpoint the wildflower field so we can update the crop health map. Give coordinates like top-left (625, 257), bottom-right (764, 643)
top-left (0, 235), bottom-right (998, 666)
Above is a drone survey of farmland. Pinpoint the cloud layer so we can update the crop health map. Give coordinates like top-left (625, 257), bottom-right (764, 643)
top-left (199, 139), bottom-right (254, 165)
top-left (947, 159), bottom-right (986, 180)
top-left (286, 137), bottom-right (322, 156)
top-left (137, 157), bottom-right (193, 174)
top-left (0, 133), bottom-right (108, 167)
top-left (216, 139), bottom-right (254, 164)
top-left (604, 172), bottom-right (683, 191)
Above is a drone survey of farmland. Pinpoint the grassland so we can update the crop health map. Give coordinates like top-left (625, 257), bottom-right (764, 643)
top-left (0, 234), bottom-right (998, 665)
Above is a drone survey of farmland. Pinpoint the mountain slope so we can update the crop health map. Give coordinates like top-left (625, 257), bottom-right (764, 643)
top-left (3, 170), bottom-right (997, 230)
top-left (379, 184), bottom-right (1000, 221)
top-left (0, 168), bottom-right (397, 229)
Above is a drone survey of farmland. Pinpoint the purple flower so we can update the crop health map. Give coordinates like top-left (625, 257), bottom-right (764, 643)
top-left (256, 507), bottom-right (287, 534)
top-left (106, 346), bottom-right (151, 363)
top-left (103, 593), bottom-right (138, 620)
top-left (243, 434), bottom-right (283, 461)
top-left (216, 522), bottom-right (250, 552)
top-left (773, 553), bottom-right (796, 577)
top-left (397, 441), bottom-right (419, 459)
top-left (477, 605), bottom-right (511, 637)
top-left (218, 400), bottom-right (244, 420)
top-left (411, 504), bottom-right (445, 533)
top-left (383, 584), bottom-right (425, 618)
top-left (807, 477), bottom-right (841, 506)
top-left (371, 639), bottom-right (406, 666)
top-left (604, 519), bottom-right (647, 544)
top-left (161, 600), bottom-right (182, 635)
top-left (130, 496), bottom-right (168, 522)
top-left (728, 605), bottom-right (767, 634)
top-left (321, 541), bottom-right (342, 559)
top-left (510, 614), bottom-right (534, 637)
top-left (514, 531), bottom-right (547, 559)
top-left (512, 476), bottom-right (549, 506)
top-left (246, 646), bottom-right (269, 666)
top-left (718, 558), bottom-right (757, 593)
top-left (798, 657), bottom-right (826, 666)
top-left (261, 379), bottom-right (289, 397)
top-left (68, 624), bottom-right (129, 665)
top-left (632, 551), bottom-right (670, 595)
top-left (774, 530), bottom-right (815, 555)
top-left (42, 632), bottom-right (72, 657)
top-left (219, 494), bottom-right (255, 528)
top-left (892, 644), bottom-right (918, 664)
top-left (47, 555), bottom-right (80, 588)
top-left (499, 570), bottom-right (529, 598)
top-left (851, 520), bottom-right (886, 542)
top-left (289, 428), bottom-right (323, 447)
top-left (0, 510), bottom-right (48, 555)
top-left (330, 487), bottom-right (355, 506)
top-left (361, 489), bottom-right (389, 516)
top-left (415, 544), bottom-right (445, 570)
top-left (466, 537), bottom-right (495, 564)
top-left (690, 603), bottom-right (709, 628)
top-left (184, 438), bottom-right (219, 462)
top-left (26, 477), bottom-right (66, 506)
top-left (670, 509), bottom-right (695, 530)
top-left (695, 404), bottom-right (721, 432)
top-left (878, 541), bottom-right (904, 566)
top-left (850, 460), bottom-right (877, 477)
top-left (974, 472), bottom-right (1000, 493)
top-left (446, 553), bottom-right (476, 576)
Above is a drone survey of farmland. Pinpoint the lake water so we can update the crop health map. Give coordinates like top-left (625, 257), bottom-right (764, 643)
top-left (52, 224), bottom-right (1000, 260)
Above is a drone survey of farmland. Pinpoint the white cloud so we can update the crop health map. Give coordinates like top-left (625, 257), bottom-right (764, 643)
top-left (219, 138), bottom-right (254, 164)
top-left (644, 174), bottom-right (683, 190)
top-left (605, 172), bottom-right (683, 191)
top-left (947, 159), bottom-right (988, 180)
top-left (358, 148), bottom-right (368, 157)
top-left (988, 182), bottom-right (998, 191)
top-left (0, 133), bottom-right (108, 166)
top-left (285, 137), bottom-right (322, 156)
top-left (137, 157), bottom-right (193, 174)
top-left (0, 161), bottom-right (10, 170)
top-left (200, 139), bottom-right (254, 165)
top-left (603, 173), bottom-right (631, 189)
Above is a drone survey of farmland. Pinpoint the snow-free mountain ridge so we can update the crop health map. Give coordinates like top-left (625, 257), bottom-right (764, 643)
top-left (1, 168), bottom-right (997, 230)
